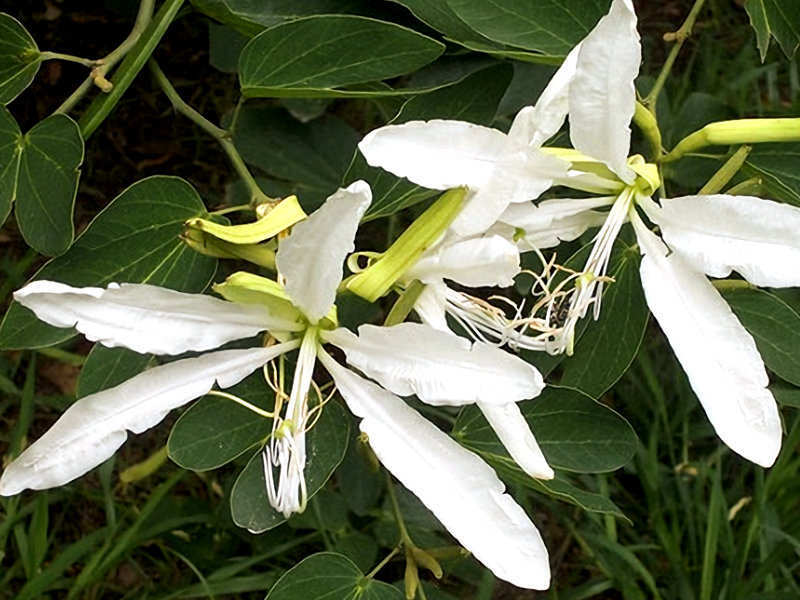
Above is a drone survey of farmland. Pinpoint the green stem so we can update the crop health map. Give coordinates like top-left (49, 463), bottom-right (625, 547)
top-left (724, 176), bottom-right (763, 196)
top-left (78, 0), bottom-right (180, 137)
top-left (698, 145), bottom-right (751, 195)
top-left (209, 203), bottom-right (254, 216)
top-left (643, 0), bottom-right (707, 109)
top-left (711, 279), bottom-right (755, 292)
top-left (39, 51), bottom-right (98, 67)
top-left (55, 0), bottom-right (155, 115)
top-left (365, 547), bottom-right (400, 579)
top-left (36, 347), bottom-right (86, 366)
top-left (384, 280), bottom-right (425, 327)
top-left (148, 60), bottom-right (271, 205)
top-left (662, 118), bottom-right (800, 163)
top-left (385, 470), bottom-right (413, 546)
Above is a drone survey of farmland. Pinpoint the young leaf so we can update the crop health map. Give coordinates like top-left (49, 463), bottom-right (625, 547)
top-left (239, 15), bottom-right (444, 98)
top-left (0, 176), bottom-right (217, 350)
top-left (0, 109), bottom-right (83, 255)
top-left (744, 0), bottom-right (800, 61)
top-left (230, 400), bottom-right (350, 533)
top-left (0, 13), bottom-right (40, 104)
top-left (454, 386), bottom-right (638, 474)
top-left (266, 552), bottom-right (403, 600)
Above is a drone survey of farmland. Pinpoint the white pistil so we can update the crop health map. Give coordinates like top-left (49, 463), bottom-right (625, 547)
top-left (263, 326), bottom-right (318, 517)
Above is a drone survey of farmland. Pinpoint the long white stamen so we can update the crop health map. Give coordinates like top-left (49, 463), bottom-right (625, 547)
top-left (263, 326), bottom-right (318, 518)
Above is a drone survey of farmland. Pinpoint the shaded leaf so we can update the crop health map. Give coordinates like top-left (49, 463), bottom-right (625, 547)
top-left (743, 143), bottom-right (800, 207)
top-left (0, 109), bottom-right (83, 255)
top-left (266, 552), bottom-right (403, 600)
top-left (231, 400), bottom-right (349, 533)
top-left (239, 15), bottom-right (444, 98)
top-left (168, 371), bottom-right (273, 471)
top-left (454, 385), bottom-right (638, 474)
top-left (722, 287), bottom-right (800, 387)
top-left (0, 176), bottom-right (216, 350)
top-left (76, 345), bottom-right (153, 398)
top-left (0, 13), bottom-right (40, 104)
top-left (744, 0), bottom-right (800, 60)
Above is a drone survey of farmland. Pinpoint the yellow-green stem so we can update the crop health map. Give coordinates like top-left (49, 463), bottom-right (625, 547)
top-left (698, 145), bottom-right (751, 195)
top-left (633, 101), bottom-right (663, 160)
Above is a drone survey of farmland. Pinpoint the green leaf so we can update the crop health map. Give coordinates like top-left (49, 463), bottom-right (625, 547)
top-left (744, 0), bottom-right (800, 61)
top-left (0, 109), bottom-right (84, 255)
top-left (455, 386), bottom-right (637, 474)
top-left (191, 0), bottom-right (368, 37)
top-left (560, 242), bottom-right (648, 398)
top-left (530, 475), bottom-right (628, 521)
top-left (76, 345), bottom-right (153, 398)
top-left (232, 106), bottom-right (358, 211)
top-left (743, 143), bottom-right (800, 207)
top-left (446, 0), bottom-right (611, 57)
top-left (266, 552), bottom-right (403, 600)
top-left (771, 382), bottom-right (800, 408)
top-left (0, 13), bottom-right (40, 104)
top-left (230, 400), bottom-right (350, 533)
top-left (0, 176), bottom-right (217, 350)
top-left (168, 371), bottom-right (273, 471)
top-left (390, 0), bottom-right (492, 43)
top-left (239, 15), bottom-right (444, 98)
top-left (722, 287), bottom-right (800, 387)
top-left (345, 63), bottom-right (513, 221)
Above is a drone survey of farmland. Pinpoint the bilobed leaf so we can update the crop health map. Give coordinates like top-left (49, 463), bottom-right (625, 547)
top-left (191, 0), bottom-right (368, 37)
top-left (722, 287), bottom-right (800, 387)
top-left (560, 242), bottom-right (648, 398)
top-left (0, 176), bottom-right (217, 350)
top-left (446, 0), bottom-right (612, 57)
top-left (390, 0), bottom-right (491, 43)
top-left (168, 371), bottom-right (274, 471)
top-left (266, 552), bottom-right (403, 600)
top-left (0, 110), bottom-right (83, 255)
top-left (232, 107), bottom-right (358, 211)
top-left (454, 386), bottom-right (637, 474)
top-left (0, 13), bottom-right (40, 104)
top-left (744, 0), bottom-right (800, 61)
top-left (230, 400), bottom-right (349, 533)
top-left (239, 15), bottom-right (444, 98)
top-left (346, 64), bottom-right (514, 221)
top-left (743, 143), bottom-right (800, 207)
top-left (76, 345), bottom-right (154, 398)
top-left (16, 114), bottom-right (84, 255)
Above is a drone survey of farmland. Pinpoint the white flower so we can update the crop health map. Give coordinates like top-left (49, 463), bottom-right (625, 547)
top-left (1, 181), bottom-right (551, 589)
top-left (495, 0), bottom-right (794, 467)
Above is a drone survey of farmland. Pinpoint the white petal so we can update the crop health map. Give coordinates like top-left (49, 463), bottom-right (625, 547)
top-left (0, 342), bottom-right (297, 495)
top-left (323, 322), bottom-right (544, 405)
top-left (508, 43), bottom-right (581, 148)
top-left (318, 350), bottom-right (550, 590)
top-left (478, 402), bottom-right (554, 480)
top-left (655, 194), bottom-right (800, 288)
top-left (407, 235), bottom-right (520, 287)
top-left (449, 151), bottom-right (567, 237)
top-left (276, 181), bottom-right (371, 323)
top-left (413, 282), bottom-right (450, 332)
top-left (13, 281), bottom-right (298, 355)
top-left (633, 219), bottom-right (781, 467)
top-left (569, 0), bottom-right (640, 182)
top-left (358, 120), bottom-right (511, 191)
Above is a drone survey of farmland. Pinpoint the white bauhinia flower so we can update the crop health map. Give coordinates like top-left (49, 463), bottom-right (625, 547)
top-left (1, 182), bottom-right (552, 589)
top-left (487, 0), bottom-right (793, 467)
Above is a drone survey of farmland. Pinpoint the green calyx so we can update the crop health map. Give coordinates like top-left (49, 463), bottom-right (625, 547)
top-left (346, 187), bottom-right (467, 302)
top-left (181, 227), bottom-right (276, 269)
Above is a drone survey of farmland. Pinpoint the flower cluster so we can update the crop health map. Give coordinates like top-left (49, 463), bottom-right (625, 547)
top-left (2, 0), bottom-right (798, 592)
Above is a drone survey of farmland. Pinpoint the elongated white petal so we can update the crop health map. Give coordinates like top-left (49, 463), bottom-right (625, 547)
top-left (413, 282), bottom-right (450, 332)
top-left (318, 350), bottom-right (550, 590)
top-left (632, 219), bottom-right (781, 467)
top-left (508, 43), bottom-right (581, 148)
top-left (478, 401), bottom-right (554, 480)
top-left (276, 181), bottom-right (371, 323)
top-left (14, 281), bottom-right (298, 355)
top-left (655, 194), bottom-right (800, 287)
top-left (358, 120), bottom-right (511, 191)
top-left (569, 0), bottom-right (640, 182)
top-left (0, 343), bottom-right (298, 495)
top-left (323, 323), bottom-right (544, 405)
top-left (407, 235), bottom-right (520, 287)
top-left (450, 151), bottom-right (567, 237)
